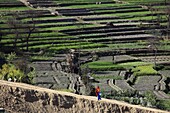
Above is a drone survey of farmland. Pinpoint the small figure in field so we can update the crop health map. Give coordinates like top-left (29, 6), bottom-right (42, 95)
top-left (95, 86), bottom-right (101, 100)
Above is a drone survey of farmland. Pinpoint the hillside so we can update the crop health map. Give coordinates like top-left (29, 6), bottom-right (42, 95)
top-left (0, 0), bottom-right (170, 112)
top-left (0, 80), bottom-right (169, 113)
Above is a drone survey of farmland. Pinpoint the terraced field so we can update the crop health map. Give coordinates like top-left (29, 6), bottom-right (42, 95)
top-left (133, 75), bottom-right (161, 91)
top-left (1, 0), bottom-right (169, 55)
top-left (32, 61), bottom-right (86, 94)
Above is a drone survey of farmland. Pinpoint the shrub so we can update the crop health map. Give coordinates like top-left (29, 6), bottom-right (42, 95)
top-left (158, 99), bottom-right (170, 111)
top-left (0, 63), bottom-right (34, 84)
top-left (0, 63), bottom-right (24, 81)
top-left (26, 67), bottom-right (36, 84)
top-left (6, 52), bottom-right (16, 61)
top-left (144, 91), bottom-right (157, 107)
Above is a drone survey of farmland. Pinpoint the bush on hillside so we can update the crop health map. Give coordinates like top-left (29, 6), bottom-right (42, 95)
top-left (0, 63), bottom-right (34, 84)
top-left (0, 52), bottom-right (6, 68)
top-left (0, 63), bottom-right (24, 81)
top-left (6, 52), bottom-right (16, 61)
top-left (144, 91), bottom-right (157, 107)
top-left (157, 99), bottom-right (170, 111)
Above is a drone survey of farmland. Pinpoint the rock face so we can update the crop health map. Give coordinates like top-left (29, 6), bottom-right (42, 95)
top-left (0, 80), bottom-right (168, 113)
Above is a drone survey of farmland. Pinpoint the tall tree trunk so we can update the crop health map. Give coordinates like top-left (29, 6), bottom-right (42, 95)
top-left (26, 27), bottom-right (35, 51)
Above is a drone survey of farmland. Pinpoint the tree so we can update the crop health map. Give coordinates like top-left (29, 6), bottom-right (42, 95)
top-left (25, 10), bottom-right (37, 51)
top-left (5, 10), bottom-right (37, 51)
top-left (144, 91), bottom-right (157, 107)
top-left (6, 12), bottom-right (23, 48)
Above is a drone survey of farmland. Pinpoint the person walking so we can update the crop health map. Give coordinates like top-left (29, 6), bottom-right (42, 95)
top-left (95, 86), bottom-right (101, 100)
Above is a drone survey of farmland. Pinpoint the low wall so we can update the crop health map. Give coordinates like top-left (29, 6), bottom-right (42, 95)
top-left (0, 80), bottom-right (168, 113)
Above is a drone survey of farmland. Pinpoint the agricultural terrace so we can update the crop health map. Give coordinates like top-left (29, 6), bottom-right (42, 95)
top-left (0, 0), bottom-right (169, 57)
top-left (0, 0), bottom-right (170, 111)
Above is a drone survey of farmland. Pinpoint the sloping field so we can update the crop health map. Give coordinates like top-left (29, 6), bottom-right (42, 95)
top-left (0, 0), bottom-right (169, 57)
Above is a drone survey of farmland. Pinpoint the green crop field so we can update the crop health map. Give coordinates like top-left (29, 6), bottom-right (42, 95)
top-left (0, 0), bottom-right (169, 57)
top-left (52, 0), bottom-right (113, 3)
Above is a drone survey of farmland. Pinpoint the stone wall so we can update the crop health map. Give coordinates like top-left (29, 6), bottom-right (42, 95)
top-left (0, 80), bottom-right (168, 113)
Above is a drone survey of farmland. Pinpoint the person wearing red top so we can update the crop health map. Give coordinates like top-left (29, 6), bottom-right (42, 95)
top-left (95, 86), bottom-right (101, 100)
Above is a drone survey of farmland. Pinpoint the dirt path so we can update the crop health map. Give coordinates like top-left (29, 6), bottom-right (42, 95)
top-left (0, 80), bottom-right (169, 113)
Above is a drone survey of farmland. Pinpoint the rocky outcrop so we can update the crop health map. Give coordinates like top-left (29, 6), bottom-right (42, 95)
top-left (0, 80), bottom-right (168, 113)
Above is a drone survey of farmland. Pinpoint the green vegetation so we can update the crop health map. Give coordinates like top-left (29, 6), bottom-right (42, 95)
top-left (53, 0), bottom-right (113, 3)
top-left (0, 0), bottom-right (170, 111)
top-left (158, 100), bottom-right (170, 111)
top-left (0, 51), bottom-right (35, 84)
top-left (0, 0), bottom-right (18, 2)
top-left (84, 61), bottom-right (123, 71)
top-left (84, 61), bottom-right (150, 71)
top-left (109, 41), bottom-right (146, 49)
top-left (0, 7), bottom-right (30, 11)
top-left (49, 43), bottom-right (106, 52)
top-left (0, 63), bottom-right (24, 82)
top-left (6, 52), bottom-right (17, 61)
top-left (118, 62), bottom-right (150, 69)
top-left (122, 0), bottom-right (165, 4)
top-left (132, 65), bottom-right (158, 76)
top-left (144, 91), bottom-right (157, 106)
top-left (67, 3), bottom-right (129, 9)
top-left (0, 0), bottom-right (169, 55)
top-left (44, 24), bottom-right (97, 31)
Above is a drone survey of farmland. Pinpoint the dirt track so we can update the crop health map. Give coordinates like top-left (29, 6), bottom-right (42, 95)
top-left (0, 80), bottom-right (169, 113)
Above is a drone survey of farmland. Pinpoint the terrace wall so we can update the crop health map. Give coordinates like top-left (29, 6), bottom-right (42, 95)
top-left (0, 80), bottom-right (168, 113)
